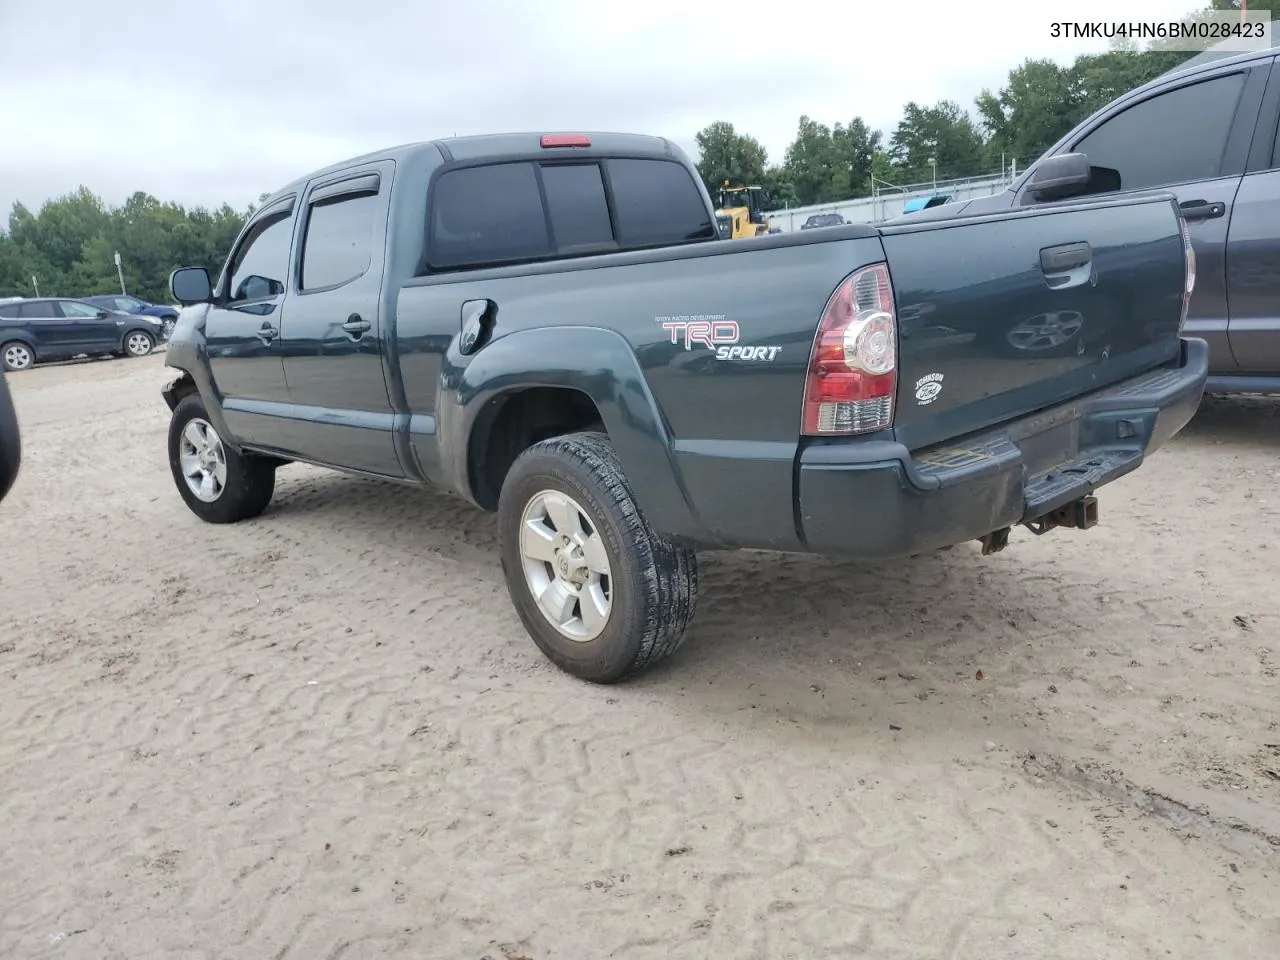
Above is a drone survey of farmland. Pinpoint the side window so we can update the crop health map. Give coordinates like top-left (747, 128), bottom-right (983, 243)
top-left (541, 164), bottom-right (614, 252)
top-left (429, 163), bottom-right (550, 269)
top-left (18, 301), bottom-right (57, 319)
top-left (606, 159), bottom-right (716, 247)
top-left (0, 304), bottom-right (19, 318)
top-left (300, 189), bottom-right (379, 290)
top-left (1072, 72), bottom-right (1248, 192)
top-left (227, 208), bottom-right (294, 302)
top-left (59, 301), bottom-right (101, 318)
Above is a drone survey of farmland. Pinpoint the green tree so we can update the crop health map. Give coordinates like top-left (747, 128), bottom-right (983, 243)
top-left (693, 121), bottom-right (769, 196)
top-left (889, 100), bottom-right (986, 184)
top-left (0, 188), bottom-right (250, 301)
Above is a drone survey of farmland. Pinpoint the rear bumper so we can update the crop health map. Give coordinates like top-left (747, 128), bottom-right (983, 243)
top-left (797, 337), bottom-right (1209, 560)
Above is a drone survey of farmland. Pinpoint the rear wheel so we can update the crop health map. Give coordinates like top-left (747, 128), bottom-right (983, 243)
top-left (2, 341), bottom-right (33, 372)
top-left (168, 393), bottom-right (276, 523)
top-left (498, 431), bottom-right (699, 683)
top-left (124, 330), bottom-right (155, 357)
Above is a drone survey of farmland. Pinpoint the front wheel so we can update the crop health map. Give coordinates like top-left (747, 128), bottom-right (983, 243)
top-left (497, 431), bottom-right (699, 683)
top-left (124, 330), bottom-right (155, 357)
top-left (168, 393), bottom-right (276, 523)
top-left (2, 341), bottom-right (34, 372)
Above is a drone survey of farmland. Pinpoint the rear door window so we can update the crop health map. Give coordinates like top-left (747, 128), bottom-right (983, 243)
top-left (300, 190), bottom-right (380, 290)
top-left (18, 301), bottom-right (57, 319)
top-left (0, 304), bottom-right (19, 318)
top-left (606, 158), bottom-right (716, 246)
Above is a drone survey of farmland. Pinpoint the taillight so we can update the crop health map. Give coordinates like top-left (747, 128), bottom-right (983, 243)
top-left (1177, 214), bottom-right (1196, 331)
top-left (540, 134), bottom-right (592, 148)
top-left (801, 262), bottom-right (897, 436)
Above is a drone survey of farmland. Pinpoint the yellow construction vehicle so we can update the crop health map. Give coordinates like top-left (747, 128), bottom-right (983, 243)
top-left (715, 182), bottom-right (769, 239)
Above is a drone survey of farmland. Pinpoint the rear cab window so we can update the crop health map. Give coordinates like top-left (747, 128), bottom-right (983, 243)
top-left (424, 156), bottom-right (715, 272)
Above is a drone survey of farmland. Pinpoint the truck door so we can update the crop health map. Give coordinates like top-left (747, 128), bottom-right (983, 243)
top-left (204, 196), bottom-right (295, 449)
top-left (1223, 56), bottom-right (1280, 378)
top-left (1017, 61), bottom-right (1268, 377)
top-left (279, 161), bottom-right (402, 477)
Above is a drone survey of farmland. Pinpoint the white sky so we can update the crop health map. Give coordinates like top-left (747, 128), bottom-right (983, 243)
top-left (0, 0), bottom-right (1228, 220)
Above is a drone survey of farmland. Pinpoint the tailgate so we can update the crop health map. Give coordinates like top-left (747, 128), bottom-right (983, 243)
top-left (879, 193), bottom-right (1188, 451)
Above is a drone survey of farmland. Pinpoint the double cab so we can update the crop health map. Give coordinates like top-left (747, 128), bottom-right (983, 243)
top-left (161, 131), bottom-right (1205, 683)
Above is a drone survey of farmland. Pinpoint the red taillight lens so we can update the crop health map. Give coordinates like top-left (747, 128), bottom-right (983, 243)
top-left (801, 262), bottom-right (898, 436)
top-left (540, 134), bottom-right (592, 148)
top-left (1177, 214), bottom-right (1196, 331)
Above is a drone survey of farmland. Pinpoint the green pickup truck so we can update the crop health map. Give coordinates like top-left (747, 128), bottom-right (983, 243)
top-left (160, 131), bottom-right (1205, 682)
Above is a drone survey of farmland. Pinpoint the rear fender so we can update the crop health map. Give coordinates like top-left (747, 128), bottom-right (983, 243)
top-left (439, 325), bottom-right (705, 541)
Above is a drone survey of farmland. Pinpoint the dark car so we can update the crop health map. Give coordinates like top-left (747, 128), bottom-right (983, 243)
top-left (83, 294), bottom-right (179, 338)
top-left (0, 297), bottom-right (166, 372)
top-left (800, 213), bottom-right (846, 229)
top-left (891, 46), bottom-right (1280, 395)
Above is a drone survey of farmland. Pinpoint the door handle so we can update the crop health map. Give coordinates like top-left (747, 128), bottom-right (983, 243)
top-left (1179, 199), bottom-right (1225, 222)
top-left (1039, 241), bottom-right (1093, 290)
top-left (342, 314), bottom-right (371, 339)
top-left (256, 322), bottom-right (279, 343)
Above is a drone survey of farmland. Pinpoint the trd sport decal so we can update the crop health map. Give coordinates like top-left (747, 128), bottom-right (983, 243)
top-left (655, 314), bottom-right (781, 362)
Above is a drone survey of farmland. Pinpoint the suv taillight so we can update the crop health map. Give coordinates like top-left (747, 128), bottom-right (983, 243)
top-left (801, 262), bottom-right (897, 436)
top-left (1177, 214), bottom-right (1196, 331)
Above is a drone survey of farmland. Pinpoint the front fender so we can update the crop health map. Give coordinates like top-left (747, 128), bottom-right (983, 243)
top-left (437, 325), bottom-right (706, 543)
top-left (161, 306), bottom-right (241, 452)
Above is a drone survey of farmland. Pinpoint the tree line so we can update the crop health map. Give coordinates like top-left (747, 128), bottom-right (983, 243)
top-left (0, 0), bottom-right (1249, 301)
top-left (697, 0), bottom-right (1244, 208)
top-left (0, 188), bottom-right (253, 304)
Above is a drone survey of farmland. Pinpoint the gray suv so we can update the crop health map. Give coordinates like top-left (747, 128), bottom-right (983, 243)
top-left (895, 47), bottom-right (1280, 395)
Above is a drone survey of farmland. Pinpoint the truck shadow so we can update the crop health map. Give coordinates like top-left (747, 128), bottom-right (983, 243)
top-left (265, 469), bottom-right (1140, 737)
top-left (1178, 392), bottom-right (1280, 447)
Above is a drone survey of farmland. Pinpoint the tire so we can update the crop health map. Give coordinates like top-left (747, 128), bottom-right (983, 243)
top-left (498, 430), bottom-right (699, 683)
top-left (168, 393), bottom-right (276, 523)
top-left (2, 341), bottom-right (33, 372)
top-left (123, 330), bottom-right (155, 358)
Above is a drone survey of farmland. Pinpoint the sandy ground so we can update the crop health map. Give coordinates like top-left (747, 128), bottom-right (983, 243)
top-left (0, 353), bottom-right (1277, 960)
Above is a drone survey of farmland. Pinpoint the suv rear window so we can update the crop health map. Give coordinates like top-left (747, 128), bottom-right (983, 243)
top-left (425, 157), bottom-right (713, 272)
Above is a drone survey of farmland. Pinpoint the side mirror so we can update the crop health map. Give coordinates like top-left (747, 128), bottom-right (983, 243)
top-left (0, 371), bottom-right (20, 505)
top-left (95, 309), bottom-right (110, 319)
top-left (1024, 152), bottom-right (1093, 202)
top-left (170, 266), bottom-right (213, 305)
top-left (234, 275), bottom-right (283, 301)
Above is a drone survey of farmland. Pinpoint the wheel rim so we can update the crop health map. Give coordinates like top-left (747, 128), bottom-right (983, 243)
top-left (178, 418), bottom-right (228, 502)
top-left (519, 489), bottom-right (613, 642)
top-left (4, 343), bottom-right (32, 370)
top-left (126, 333), bottom-right (153, 356)
top-left (1006, 310), bottom-right (1084, 351)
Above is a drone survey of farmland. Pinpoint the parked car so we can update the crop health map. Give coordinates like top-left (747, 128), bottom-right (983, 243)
top-left (161, 130), bottom-right (1202, 684)
top-left (0, 297), bottom-right (166, 371)
top-left (901, 194), bottom-right (954, 215)
top-left (892, 46), bottom-right (1280, 395)
top-left (83, 294), bottom-right (179, 338)
top-left (800, 213), bottom-right (846, 229)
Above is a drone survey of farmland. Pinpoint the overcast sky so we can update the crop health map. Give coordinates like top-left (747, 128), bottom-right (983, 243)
top-left (0, 0), bottom-right (1225, 221)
